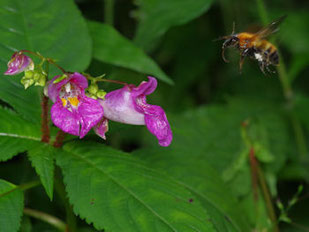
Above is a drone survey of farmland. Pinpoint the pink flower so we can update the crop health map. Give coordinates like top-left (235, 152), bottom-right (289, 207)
top-left (4, 52), bottom-right (34, 75)
top-left (48, 72), bottom-right (104, 138)
top-left (99, 77), bottom-right (172, 146)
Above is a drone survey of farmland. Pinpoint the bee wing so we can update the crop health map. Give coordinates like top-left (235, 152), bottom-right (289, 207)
top-left (254, 15), bottom-right (287, 39)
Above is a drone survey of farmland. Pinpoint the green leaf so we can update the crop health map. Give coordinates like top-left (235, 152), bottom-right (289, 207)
top-left (88, 21), bottom-right (173, 85)
top-left (56, 141), bottom-right (216, 232)
top-left (134, 0), bottom-right (213, 50)
top-left (0, 179), bottom-right (24, 232)
top-left (133, 147), bottom-right (251, 232)
top-left (0, 106), bottom-right (41, 161)
top-left (0, 0), bottom-right (92, 121)
top-left (28, 143), bottom-right (55, 200)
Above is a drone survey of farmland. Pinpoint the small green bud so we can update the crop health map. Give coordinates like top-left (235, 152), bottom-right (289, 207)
top-left (33, 72), bottom-right (41, 81)
top-left (87, 84), bottom-right (99, 95)
top-left (34, 75), bottom-right (46, 87)
top-left (85, 92), bottom-right (97, 99)
top-left (21, 76), bottom-right (34, 89)
top-left (97, 90), bottom-right (107, 99)
top-left (24, 70), bottom-right (34, 79)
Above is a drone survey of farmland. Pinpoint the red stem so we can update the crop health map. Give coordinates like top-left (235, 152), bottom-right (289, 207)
top-left (53, 130), bottom-right (66, 148)
top-left (41, 95), bottom-right (50, 143)
top-left (249, 147), bottom-right (259, 201)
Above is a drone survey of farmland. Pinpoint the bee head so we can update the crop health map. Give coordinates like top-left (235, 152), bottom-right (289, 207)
top-left (215, 21), bottom-right (238, 63)
top-left (221, 36), bottom-right (239, 63)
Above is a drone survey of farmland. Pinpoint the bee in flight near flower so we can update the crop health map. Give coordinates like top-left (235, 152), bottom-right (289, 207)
top-left (217, 15), bottom-right (286, 74)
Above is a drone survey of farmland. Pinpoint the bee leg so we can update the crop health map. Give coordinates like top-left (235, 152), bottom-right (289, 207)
top-left (239, 55), bottom-right (245, 74)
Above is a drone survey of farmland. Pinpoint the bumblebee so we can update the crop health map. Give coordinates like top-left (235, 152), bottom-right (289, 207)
top-left (218, 15), bottom-right (286, 74)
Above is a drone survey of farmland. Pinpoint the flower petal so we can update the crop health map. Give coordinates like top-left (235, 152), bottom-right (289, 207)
top-left (78, 96), bottom-right (104, 138)
top-left (100, 87), bottom-right (145, 125)
top-left (136, 96), bottom-right (172, 146)
top-left (131, 76), bottom-right (157, 97)
top-left (94, 117), bottom-right (109, 140)
top-left (51, 100), bottom-right (80, 136)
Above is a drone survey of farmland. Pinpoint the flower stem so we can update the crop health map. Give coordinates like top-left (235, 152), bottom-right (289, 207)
top-left (249, 147), bottom-right (259, 201)
top-left (257, 164), bottom-right (279, 232)
top-left (24, 208), bottom-right (66, 232)
top-left (96, 78), bottom-right (128, 86)
top-left (256, 0), bottom-right (307, 157)
top-left (55, 171), bottom-right (77, 232)
top-left (0, 180), bottom-right (41, 198)
top-left (20, 50), bottom-right (67, 74)
top-left (41, 95), bottom-right (50, 143)
top-left (53, 130), bottom-right (66, 148)
top-left (104, 0), bottom-right (115, 26)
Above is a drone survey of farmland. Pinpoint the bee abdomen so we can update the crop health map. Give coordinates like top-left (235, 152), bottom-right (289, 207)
top-left (269, 50), bottom-right (279, 65)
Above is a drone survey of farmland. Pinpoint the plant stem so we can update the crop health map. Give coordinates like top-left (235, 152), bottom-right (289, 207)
top-left (54, 172), bottom-right (77, 232)
top-left (24, 208), bottom-right (66, 232)
top-left (249, 147), bottom-right (259, 201)
top-left (257, 165), bottom-right (279, 232)
top-left (53, 130), bottom-right (66, 148)
top-left (41, 95), bottom-right (50, 143)
top-left (104, 0), bottom-right (115, 26)
top-left (20, 50), bottom-right (67, 74)
top-left (0, 180), bottom-right (40, 198)
top-left (256, 0), bottom-right (307, 157)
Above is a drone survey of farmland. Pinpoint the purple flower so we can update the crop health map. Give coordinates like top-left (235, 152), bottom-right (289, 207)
top-left (4, 52), bottom-right (34, 75)
top-left (99, 77), bottom-right (172, 147)
top-left (48, 72), bottom-right (104, 138)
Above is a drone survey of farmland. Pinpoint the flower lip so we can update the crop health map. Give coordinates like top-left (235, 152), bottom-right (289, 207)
top-left (4, 52), bottom-right (34, 75)
top-left (100, 76), bottom-right (172, 146)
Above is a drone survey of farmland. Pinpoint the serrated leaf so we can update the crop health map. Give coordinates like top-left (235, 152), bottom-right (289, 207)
top-left (134, 0), bottom-right (213, 50)
top-left (0, 0), bottom-right (92, 121)
top-left (0, 179), bottom-right (24, 232)
top-left (56, 141), bottom-right (216, 232)
top-left (133, 147), bottom-right (251, 232)
top-left (0, 106), bottom-right (41, 161)
top-left (88, 21), bottom-right (173, 85)
top-left (28, 143), bottom-right (55, 200)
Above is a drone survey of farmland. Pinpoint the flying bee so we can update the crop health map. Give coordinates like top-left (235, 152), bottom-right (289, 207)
top-left (217, 15), bottom-right (286, 74)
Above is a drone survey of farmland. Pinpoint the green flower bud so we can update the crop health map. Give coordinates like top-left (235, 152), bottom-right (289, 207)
top-left (87, 83), bottom-right (99, 95)
top-left (24, 70), bottom-right (34, 79)
top-left (96, 90), bottom-right (107, 99)
top-left (34, 75), bottom-right (46, 87)
top-left (33, 72), bottom-right (41, 81)
top-left (85, 92), bottom-right (97, 99)
top-left (21, 76), bottom-right (34, 89)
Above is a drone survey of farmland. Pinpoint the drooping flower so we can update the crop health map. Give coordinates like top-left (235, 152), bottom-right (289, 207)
top-left (4, 52), bottom-right (34, 75)
top-left (48, 72), bottom-right (104, 138)
top-left (99, 77), bottom-right (172, 146)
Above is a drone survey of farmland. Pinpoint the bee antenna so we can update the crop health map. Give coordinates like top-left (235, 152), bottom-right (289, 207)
top-left (212, 35), bottom-right (229, 42)
top-left (231, 21), bottom-right (235, 35)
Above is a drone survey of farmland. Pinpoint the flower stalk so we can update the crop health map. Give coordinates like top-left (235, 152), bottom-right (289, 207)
top-left (24, 208), bottom-right (66, 232)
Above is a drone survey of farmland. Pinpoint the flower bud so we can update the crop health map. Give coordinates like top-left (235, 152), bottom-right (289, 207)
top-left (34, 74), bottom-right (46, 87)
top-left (5, 52), bottom-right (34, 75)
top-left (21, 76), bottom-right (34, 89)
top-left (96, 90), bottom-right (107, 99)
top-left (24, 70), bottom-right (34, 79)
top-left (87, 83), bottom-right (99, 95)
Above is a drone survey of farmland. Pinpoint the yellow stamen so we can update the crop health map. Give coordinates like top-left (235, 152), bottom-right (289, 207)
top-left (61, 98), bottom-right (67, 107)
top-left (68, 97), bottom-right (79, 107)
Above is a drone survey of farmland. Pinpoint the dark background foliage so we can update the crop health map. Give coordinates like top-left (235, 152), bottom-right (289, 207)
top-left (0, 0), bottom-right (309, 231)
